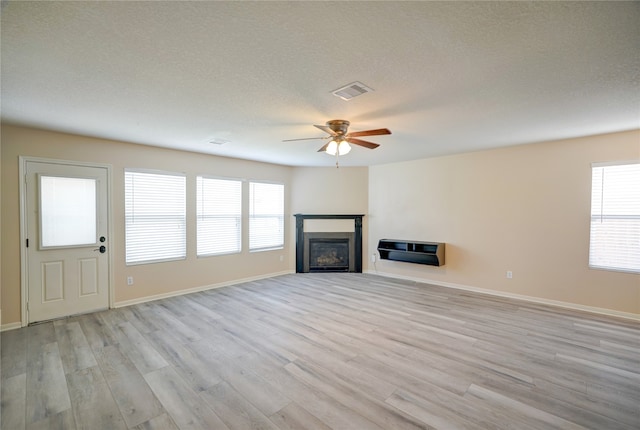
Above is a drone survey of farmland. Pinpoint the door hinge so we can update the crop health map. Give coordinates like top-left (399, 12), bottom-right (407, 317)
top-left (26, 238), bottom-right (29, 248)
top-left (26, 302), bottom-right (29, 311)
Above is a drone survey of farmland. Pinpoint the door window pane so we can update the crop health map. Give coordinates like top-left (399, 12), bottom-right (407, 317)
top-left (40, 176), bottom-right (97, 247)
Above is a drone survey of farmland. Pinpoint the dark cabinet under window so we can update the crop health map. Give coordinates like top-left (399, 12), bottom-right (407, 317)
top-left (377, 239), bottom-right (445, 266)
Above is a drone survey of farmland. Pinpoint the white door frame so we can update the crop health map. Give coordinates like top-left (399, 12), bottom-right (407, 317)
top-left (19, 156), bottom-right (114, 327)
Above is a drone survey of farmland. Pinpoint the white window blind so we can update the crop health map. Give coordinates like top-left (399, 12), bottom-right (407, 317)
top-left (589, 162), bottom-right (640, 273)
top-left (197, 176), bottom-right (242, 256)
top-left (249, 182), bottom-right (284, 251)
top-left (125, 170), bottom-right (186, 265)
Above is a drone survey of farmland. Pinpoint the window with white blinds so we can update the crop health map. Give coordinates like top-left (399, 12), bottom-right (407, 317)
top-left (125, 170), bottom-right (186, 265)
top-left (197, 176), bottom-right (242, 256)
top-left (589, 161), bottom-right (640, 273)
top-left (249, 182), bottom-right (284, 251)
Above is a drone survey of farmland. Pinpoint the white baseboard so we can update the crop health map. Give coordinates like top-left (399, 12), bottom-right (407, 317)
top-left (1, 321), bottom-right (23, 332)
top-left (3, 269), bottom-right (635, 330)
top-left (114, 270), bottom-right (295, 308)
top-left (0, 308), bottom-right (22, 332)
top-left (366, 270), bottom-right (640, 322)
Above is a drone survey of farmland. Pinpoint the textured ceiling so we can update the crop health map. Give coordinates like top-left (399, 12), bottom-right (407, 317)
top-left (2, 1), bottom-right (639, 167)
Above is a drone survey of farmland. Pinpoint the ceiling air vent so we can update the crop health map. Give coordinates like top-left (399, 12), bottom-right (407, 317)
top-left (332, 81), bottom-right (373, 101)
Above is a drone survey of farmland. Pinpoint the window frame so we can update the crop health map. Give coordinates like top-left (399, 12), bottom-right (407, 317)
top-left (124, 168), bottom-right (187, 265)
top-left (249, 181), bottom-right (285, 252)
top-left (588, 160), bottom-right (640, 274)
top-left (196, 175), bottom-right (243, 257)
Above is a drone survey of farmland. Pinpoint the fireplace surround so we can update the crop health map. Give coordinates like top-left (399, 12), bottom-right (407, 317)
top-left (294, 214), bottom-right (364, 273)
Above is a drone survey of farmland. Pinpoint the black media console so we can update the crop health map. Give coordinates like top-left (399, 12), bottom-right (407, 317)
top-left (377, 239), bottom-right (445, 266)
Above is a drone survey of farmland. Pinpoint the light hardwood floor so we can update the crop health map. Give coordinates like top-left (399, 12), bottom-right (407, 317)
top-left (1, 273), bottom-right (639, 429)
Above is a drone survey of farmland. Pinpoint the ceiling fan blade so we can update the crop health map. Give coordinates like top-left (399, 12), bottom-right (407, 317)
top-left (317, 142), bottom-right (330, 152)
top-left (347, 137), bottom-right (380, 149)
top-left (314, 124), bottom-right (338, 136)
top-left (347, 128), bottom-right (391, 138)
top-left (282, 136), bottom-right (329, 142)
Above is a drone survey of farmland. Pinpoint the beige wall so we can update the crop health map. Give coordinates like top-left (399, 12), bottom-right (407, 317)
top-left (1, 125), bottom-right (295, 326)
top-left (2, 124), bottom-right (638, 325)
top-left (290, 166), bottom-right (369, 268)
top-left (368, 130), bottom-right (640, 315)
top-left (290, 166), bottom-right (368, 214)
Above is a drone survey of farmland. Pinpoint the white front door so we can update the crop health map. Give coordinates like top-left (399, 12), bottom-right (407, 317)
top-left (23, 159), bottom-right (111, 324)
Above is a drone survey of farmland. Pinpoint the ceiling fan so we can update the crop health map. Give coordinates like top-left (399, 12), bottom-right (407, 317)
top-left (283, 119), bottom-right (391, 158)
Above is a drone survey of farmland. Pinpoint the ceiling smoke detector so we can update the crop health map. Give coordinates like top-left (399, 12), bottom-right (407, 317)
top-left (209, 138), bottom-right (230, 145)
top-left (332, 81), bottom-right (373, 101)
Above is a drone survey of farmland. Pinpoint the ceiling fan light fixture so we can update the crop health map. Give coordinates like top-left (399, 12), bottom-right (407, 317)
top-left (338, 140), bottom-right (351, 155)
top-left (325, 140), bottom-right (339, 155)
top-left (325, 139), bottom-right (351, 156)
top-left (285, 119), bottom-right (389, 160)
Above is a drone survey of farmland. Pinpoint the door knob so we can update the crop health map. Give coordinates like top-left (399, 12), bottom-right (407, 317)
top-left (94, 245), bottom-right (106, 253)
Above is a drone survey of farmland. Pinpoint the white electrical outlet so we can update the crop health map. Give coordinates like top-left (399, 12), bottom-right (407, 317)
top-left (127, 276), bottom-right (134, 286)
top-left (371, 254), bottom-right (376, 263)
top-left (279, 255), bottom-right (284, 262)
top-left (506, 271), bottom-right (513, 279)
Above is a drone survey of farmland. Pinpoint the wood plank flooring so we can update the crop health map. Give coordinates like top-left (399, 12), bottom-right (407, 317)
top-left (2, 273), bottom-right (639, 429)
